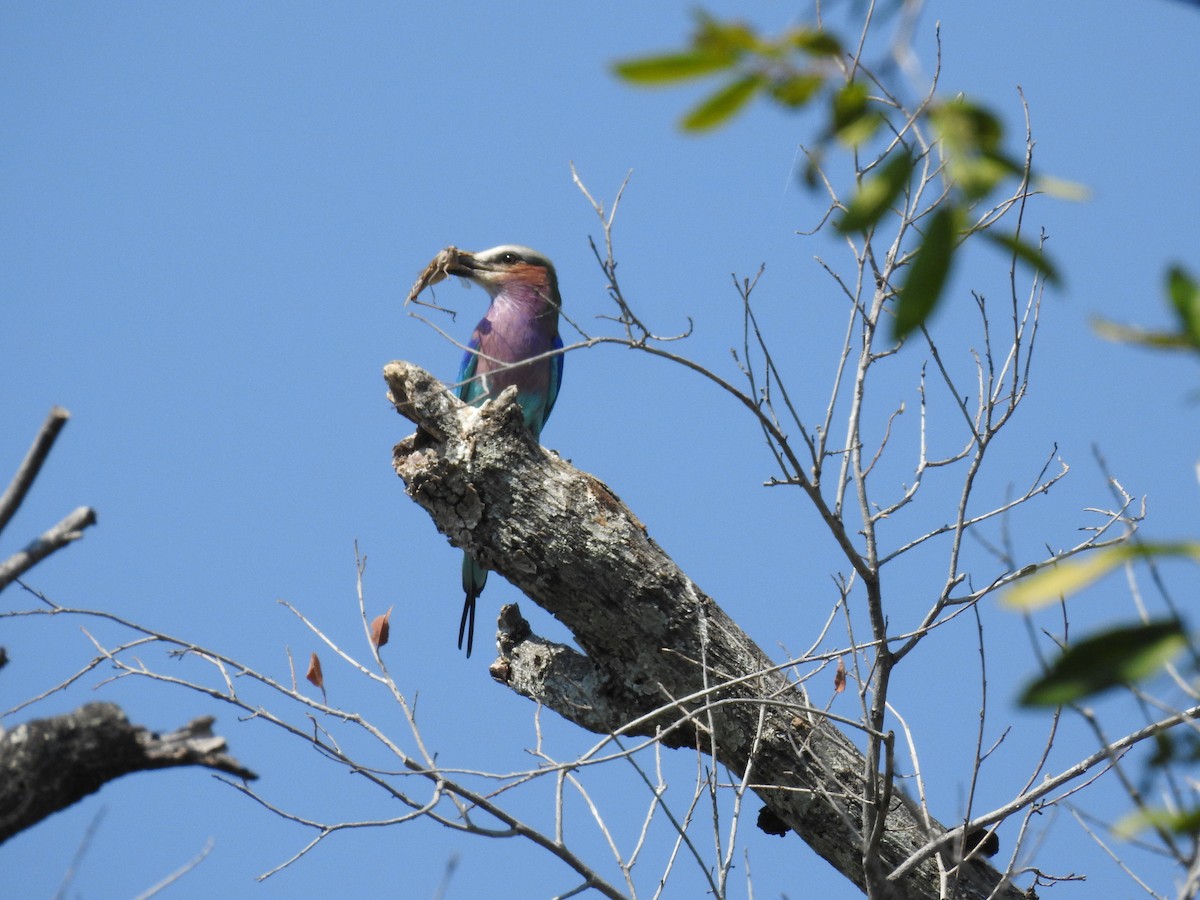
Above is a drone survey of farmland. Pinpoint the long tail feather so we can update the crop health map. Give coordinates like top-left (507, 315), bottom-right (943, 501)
top-left (459, 553), bottom-right (488, 657)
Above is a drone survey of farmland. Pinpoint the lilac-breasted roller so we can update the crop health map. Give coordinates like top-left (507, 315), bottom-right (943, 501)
top-left (440, 245), bottom-right (564, 656)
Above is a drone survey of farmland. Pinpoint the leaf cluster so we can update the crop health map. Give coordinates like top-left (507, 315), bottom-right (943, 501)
top-left (612, 10), bottom-right (1064, 340)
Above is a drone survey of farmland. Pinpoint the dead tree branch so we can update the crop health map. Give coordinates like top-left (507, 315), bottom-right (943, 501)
top-left (0, 701), bottom-right (256, 845)
top-left (0, 407), bottom-right (98, 591)
top-left (386, 359), bottom-right (1027, 900)
top-left (0, 506), bottom-right (98, 591)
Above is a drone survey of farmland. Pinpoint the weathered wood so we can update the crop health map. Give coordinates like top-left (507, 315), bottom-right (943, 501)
top-left (0, 702), bottom-right (256, 844)
top-left (386, 359), bottom-right (1027, 900)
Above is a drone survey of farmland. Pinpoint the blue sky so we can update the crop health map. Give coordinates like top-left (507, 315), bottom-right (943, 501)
top-left (3, 2), bottom-right (1199, 897)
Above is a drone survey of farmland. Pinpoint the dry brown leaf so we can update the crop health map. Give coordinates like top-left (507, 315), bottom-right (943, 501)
top-left (306, 652), bottom-right (324, 689)
top-left (833, 657), bottom-right (847, 694)
top-left (371, 606), bottom-right (393, 648)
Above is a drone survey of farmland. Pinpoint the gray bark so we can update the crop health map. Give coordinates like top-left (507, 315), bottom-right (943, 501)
top-left (386, 360), bottom-right (1029, 900)
top-left (0, 702), bottom-right (257, 844)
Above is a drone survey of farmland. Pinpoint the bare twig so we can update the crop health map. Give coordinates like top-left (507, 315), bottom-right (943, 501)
top-left (0, 406), bottom-right (71, 535)
top-left (0, 506), bottom-right (98, 591)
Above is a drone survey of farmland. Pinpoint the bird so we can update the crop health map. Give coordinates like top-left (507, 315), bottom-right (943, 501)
top-left (441, 245), bottom-right (564, 657)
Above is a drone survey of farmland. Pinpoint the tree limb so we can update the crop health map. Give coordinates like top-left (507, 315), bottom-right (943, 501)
top-left (385, 359), bottom-right (1028, 900)
top-left (0, 701), bottom-right (257, 844)
top-left (0, 407), bottom-right (98, 592)
top-left (0, 506), bottom-right (98, 591)
top-left (0, 407), bottom-right (70, 535)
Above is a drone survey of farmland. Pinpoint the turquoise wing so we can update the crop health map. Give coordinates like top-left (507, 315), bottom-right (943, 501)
top-left (542, 334), bottom-right (564, 427)
top-left (457, 338), bottom-right (484, 405)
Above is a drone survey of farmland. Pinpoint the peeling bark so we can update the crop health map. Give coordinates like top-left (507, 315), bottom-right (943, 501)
top-left (386, 360), bottom-right (1028, 900)
top-left (0, 702), bottom-right (256, 844)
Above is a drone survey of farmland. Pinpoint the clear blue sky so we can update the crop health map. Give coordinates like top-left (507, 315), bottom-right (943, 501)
top-left (3, 2), bottom-right (1199, 897)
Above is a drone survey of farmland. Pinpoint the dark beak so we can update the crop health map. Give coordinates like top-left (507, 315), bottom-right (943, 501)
top-left (446, 251), bottom-right (485, 279)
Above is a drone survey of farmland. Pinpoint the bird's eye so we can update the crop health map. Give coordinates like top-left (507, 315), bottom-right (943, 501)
top-left (500, 252), bottom-right (520, 265)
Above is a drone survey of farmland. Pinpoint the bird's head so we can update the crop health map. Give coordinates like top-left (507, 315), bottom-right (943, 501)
top-left (447, 245), bottom-right (559, 303)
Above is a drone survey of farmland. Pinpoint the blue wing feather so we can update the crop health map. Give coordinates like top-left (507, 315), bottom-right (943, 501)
top-left (542, 334), bottom-right (564, 428)
top-left (457, 337), bottom-right (483, 405)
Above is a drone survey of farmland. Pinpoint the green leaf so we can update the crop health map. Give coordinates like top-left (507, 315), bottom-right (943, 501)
top-left (1093, 317), bottom-right (1199, 350)
top-left (892, 204), bottom-right (961, 340)
top-left (1148, 730), bottom-right (1177, 768)
top-left (1116, 806), bottom-right (1200, 840)
top-left (832, 81), bottom-right (867, 124)
top-left (1143, 729), bottom-right (1200, 769)
top-left (931, 99), bottom-right (1004, 154)
top-left (1006, 548), bottom-right (1129, 609)
top-left (693, 15), bottom-right (760, 55)
top-left (789, 28), bottom-right (842, 57)
top-left (837, 150), bottom-right (914, 233)
top-left (1167, 265), bottom-right (1200, 347)
top-left (613, 50), bottom-right (736, 84)
top-left (953, 151), bottom-right (1022, 200)
top-left (832, 81), bottom-right (880, 146)
top-left (681, 73), bottom-right (765, 131)
top-left (1019, 620), bottom-right (1187, 707)
top-left (983, 230), bottom-right (1062, 286)
top-left (1005, 542), bottom-right (1200, 610)
top-left (837, 112), bottom-right (882, 147)
top-left (770, 72), bottom-right (823, 108)
top-left (930, 99), bottom-right (1019, 199)
top-left (800, 149), bottom-right (824, 189)
top-left (1034, 175), bottom-right (1091, 202)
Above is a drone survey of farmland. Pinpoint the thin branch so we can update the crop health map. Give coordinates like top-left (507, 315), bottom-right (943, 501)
top-left (891, 701), bottom-right (1200, 881)
top-left (133, 839), bottom-right (215, 900)
top-left (0, 506), bottom-right (97, 591)
top-left (0, 406), bottom-right (71, 535)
